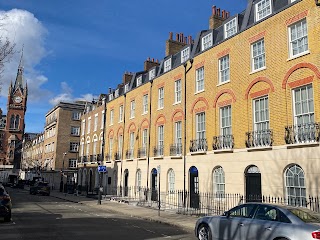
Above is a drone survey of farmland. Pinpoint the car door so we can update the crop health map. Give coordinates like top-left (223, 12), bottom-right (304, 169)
top-left (219, 204), bottom-right (257, 240)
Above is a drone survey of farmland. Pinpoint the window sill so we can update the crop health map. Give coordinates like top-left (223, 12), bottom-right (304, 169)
top-left (141, 112), bottom-right (148, 116)
top-left (250, 66), bottom-right (266, 75)
top-left (115, 159), bottom-right (121, 162)
top-left (154, 156), bottom-right (164, 160)
top-left (217, 80), bottom-right (230, 87)
top-left (246, 146), bottom-right (272, 152)
top-left (118, 121), bottom-right (123, 124)
top-left (170, 155), bottom-right (182, 159)
top-left (173, 102), bottom-right (181, 106)
top-left (157, 107), bottom-right (164, 111)
top-left (190, 151), bottom-right (206, 155)
top-left (126, 159), bottom-right (134, 162)
top-left (287, 50), bottom-right (310, 62)
top-left (286, 142), bottom-right (319, 149)
top-left (213, 149), bottom-right (233, 154)
top-left (129, 117), bottom-right (135, 120)
top-left (138, 157), bottom-right (146, 161)
top-left (195, 90), bottom-right (205, 95)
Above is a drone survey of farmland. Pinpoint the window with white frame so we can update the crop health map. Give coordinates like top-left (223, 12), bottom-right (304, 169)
top-left (101, 111), bottom-right (105, 129)
top-left (255, 0), bottom-right (271, 21)
top-left (181, 47), bottom-right (190, 63)
top-left (290, 0), bottom-right (297, 2)
top-left (93, 140), bottom-right (97, 155)
top-left (136, 76), bottom-right (142, 87)
top-left (142, 129), bottom-right (148, 149)
top-left (202, 33), bottom-right (213, 51)
top-left (108, 93), bottom-right (113, 101)
top-left (119, 105), bottom-right (123, 122)
top-left (136, 169), bottom-right (142, 189)
top-left (196, 112), bottom-right (206, 140)
top-left (118, 134), bottom-right (123, 159)
top-left (219, 55), bottom-right (230, 84)
top-left (213, 167), bottom-right (225, 197)
top-left (86, 142), bottom-right (90, 156)
top-left (168, 169), bottom-right (175, 192)
top-left (72, 111), bottom-right (81, 120)
top-left (285, 164), bottom-right (306, 206)
top-left (94, 114), bottom-right (98, 131)
top-left (87, 117), bottom-right (91, 134)
top-left (174, 79), bottom-right (181, 103)
top-left (70, 142), bottom-right (79, 152)
top-left (254, 96), bottom-right (269, 131)
top-left (71, 126), bottom-right (80, 136)
top-left (110, 109), bottom-right (114, 125)
top-left (130, 100), bottom-right (135, 118)
top-left (251, 39), bottom-right (265, 71)
top-left (149, 69), bottom-right (156, 80)
top-left (175, 121), bottom-right (182, 155)
top-left (293, 85), bottom-right (314, 125)
top-left (124, 83), bottom-right (129, 93)
top-left (69, 159), bottom-right (77, 168)
top-left (289, 19), bottom-right (308, 58)
top-left (224, 18), bottom-right (237, 38)
top-left (143, 94), bottom-right (148, 114)
top-left (220, 106), bottom-right (232, 136)
top-left (164, 58), bottom-right (171, 72)
top-left (158, 87), bottom-right (164, 109)
top-left (109, 138), bottom-right (113, 157)
top-left (129, 132), bottom-right (135, 157)
top-left (196, 67), bottom-right (204, 92)
top-left (115, 89), bottom-right (119, 98)
top-left (158, 125), bottom-right (164, 155)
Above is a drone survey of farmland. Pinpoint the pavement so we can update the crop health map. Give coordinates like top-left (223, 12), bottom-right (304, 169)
top-left (23, 187), bottom-right (199, 234)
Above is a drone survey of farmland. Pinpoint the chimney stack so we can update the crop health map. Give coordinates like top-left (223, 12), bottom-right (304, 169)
top-left (122, 71), bottom-right (133, 84)
top-left (166, 31), bottom-right (189, 57)
top-left (209, 5), bottom-right (229, 30)
top-left (144, 57), bottom-right (160, 71)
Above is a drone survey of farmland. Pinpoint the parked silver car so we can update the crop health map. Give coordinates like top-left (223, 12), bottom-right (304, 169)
top-left (195, 203), bottom-right (320, 240)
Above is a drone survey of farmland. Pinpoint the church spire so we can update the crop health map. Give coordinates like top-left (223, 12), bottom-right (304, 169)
top-left (13, 46), bottom-right (24, 93)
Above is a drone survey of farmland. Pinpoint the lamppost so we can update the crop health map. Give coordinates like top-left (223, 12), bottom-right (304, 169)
top-left (60, 152), bottom-right (67, 192)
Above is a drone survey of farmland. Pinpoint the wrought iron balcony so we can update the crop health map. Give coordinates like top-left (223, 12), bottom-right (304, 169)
top-left (285, 122), bottom-right (320, 144)
top-left (245, 129), bottom-right (273, 148)
top-left (137, 147), bottom-right (147, 158)
top-left (126, 149), bottom-right (134, 159)
top-left (80, 156), bottom-right (87, 163)
top-left (97, 154), bottom-right (103, 161)
top-left (105, 153), bottom-right (111, 161)
top-left (153, 145), bottom-right (164, 157)
top-left (170, 143), bottom-right (182, 156)
top-left (212, 135), bottom-right (234, 150)
top-left (189, 139), bottom-right (208, 152)
top-left (114, 152), bottom-right (122, 160)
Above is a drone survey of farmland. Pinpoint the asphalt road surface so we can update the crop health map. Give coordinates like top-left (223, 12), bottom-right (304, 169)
top-left (0, 189), bottom-right (195, 240)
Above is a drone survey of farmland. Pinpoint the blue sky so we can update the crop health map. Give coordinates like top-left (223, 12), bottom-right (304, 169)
top-left (0, 0), bottom-right (247, 133)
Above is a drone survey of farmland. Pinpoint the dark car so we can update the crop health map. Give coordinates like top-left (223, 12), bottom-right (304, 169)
top-left (0, 185), bottom-right (12, 222)
top-left (12, 180), bottom-right (25, 189)
top-left (29, 182), bottom-right (50, 196)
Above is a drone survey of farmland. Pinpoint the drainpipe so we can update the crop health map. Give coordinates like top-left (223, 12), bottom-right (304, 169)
top-left (183, 59), bottom-right (193, 208)
top-left (146, 80), bottom-right (153, 190)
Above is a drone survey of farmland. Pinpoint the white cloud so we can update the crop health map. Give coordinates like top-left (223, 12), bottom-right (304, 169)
top-left (0, 9), bottom-right (49, 101)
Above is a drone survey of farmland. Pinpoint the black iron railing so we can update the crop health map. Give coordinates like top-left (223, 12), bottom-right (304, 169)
top-left (137, 147), bottom-right (147, 158)
top-left (189, 139), bottom-right (208, 152)
top-left (170, 143), bottom-right (182, 156)
top-left (97, 154), bottom-right (103, 161)
top-left (285, 122), bottom-right (320, 144)
top-left (105, 153), bottom-right (111, 161)
top-left (126, 149), bottom-right (134, 159)
top-left (246, 129), bottom-right (273, 148)
top-left (153, 145), bottom-right (164, 157)
top-left (212, 135), bottom-right (234, 150)
top-left (114, 152), bottom-right (121, 160)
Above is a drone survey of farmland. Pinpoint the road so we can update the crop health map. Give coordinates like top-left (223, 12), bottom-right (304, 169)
top-left (0, 189), bottom-right (195, 240)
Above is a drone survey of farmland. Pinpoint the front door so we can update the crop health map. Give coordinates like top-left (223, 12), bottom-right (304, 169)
top-left (124, 170), bottom-right (129, 196)
top-left (189, 166), bottom-right (199, 209)
top-left (245, 166), bottom-right (262, 202)
top-left (151, 168), bottom-right (158, 201)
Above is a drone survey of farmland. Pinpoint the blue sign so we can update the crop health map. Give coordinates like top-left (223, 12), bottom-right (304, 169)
top-left (98, 165), bottom-right (107, 173)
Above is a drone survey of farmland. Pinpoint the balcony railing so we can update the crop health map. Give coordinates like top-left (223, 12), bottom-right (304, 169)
top-left (189, 139), bottom-right (208, 152)
top-left (97, 154), bottom-right (103, 162)
top-left (105, 153), bottom-right (111, 161)
top-left (246, 129), bottom-right (273, 148)
top-left (126, 149), bottom-right (134, 159)
top-left (212, 135), bottom-right (234, 150)
top-left (114, 152), bottom-right (122, 160)
top-left (137, 147), bottom-right (147, 158)
top-left (153, 145), bottom-right (164, 157)
top-left (78, 156), bottom-right (87, 163)
top-left (170, 143), bottom-right (182, 156)
top-left (285, 122), bottom-right (320, 144)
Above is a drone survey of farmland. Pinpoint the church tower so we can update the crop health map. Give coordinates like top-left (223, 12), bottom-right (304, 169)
top-left (0, 51), bottom-right (28, 168)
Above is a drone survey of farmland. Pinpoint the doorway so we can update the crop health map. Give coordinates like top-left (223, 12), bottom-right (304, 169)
top-left (245, 165), bottom-right (262, 202)
top-left (189, 166), bottom-right (199, 209)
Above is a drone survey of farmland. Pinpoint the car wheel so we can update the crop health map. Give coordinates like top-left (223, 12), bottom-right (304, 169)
top-left (198, 224), bottom-right (212, 240)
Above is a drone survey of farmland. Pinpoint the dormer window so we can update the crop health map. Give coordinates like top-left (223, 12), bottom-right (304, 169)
top-left (181, 47), bottom-right (190, 63)
top-left (115, 89), bottom-right (119, 98)
top-left (149, 69), bottom-right (156, 80)
top-left (224, 18), bottom-right (237, 38)
top-left (255, 0), bottom-right (272, 22)
top-left (108, 94), bottom-right (113, 101)
top-left (124, 83), bottom-right (129, 93)
top-left (136, 76), bottom-right (142, 87)
top-left (164, 58), bottom-right (172, 73)
top-left (202, 33), bottom-right (213, 51)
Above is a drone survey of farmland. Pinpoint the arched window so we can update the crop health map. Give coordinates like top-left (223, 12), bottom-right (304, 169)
top-left (15, 115), bottom-right (20, 129)
top-left (167, 169), bottom-right (175, 193)
top-left (136, 169), bottom-right (141, 190)
top-left (10, 115), bottom-right (15, 129)
top-left (213, 166), bottom-right (225, 198)
top-left (285, 164), bottom-right (306, 206)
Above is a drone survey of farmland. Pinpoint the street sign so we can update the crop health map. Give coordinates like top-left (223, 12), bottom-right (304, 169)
top-left (98, 165), bottom-right (107, 173)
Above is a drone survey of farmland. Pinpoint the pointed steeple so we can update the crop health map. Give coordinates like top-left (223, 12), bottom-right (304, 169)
top-left (13, 46), bottom-right (24, 93)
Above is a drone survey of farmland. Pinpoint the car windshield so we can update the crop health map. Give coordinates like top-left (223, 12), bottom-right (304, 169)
top-left (289, 208), bottom-right (320, 223)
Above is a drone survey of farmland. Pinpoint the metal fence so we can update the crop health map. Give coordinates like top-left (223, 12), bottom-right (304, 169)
top-left (106, 186), bottom-right (320, 216)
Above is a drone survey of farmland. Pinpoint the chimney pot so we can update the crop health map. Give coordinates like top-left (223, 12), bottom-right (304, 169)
top-left (222, 10), bottom-right (225, 19)
top-left (169, 32), bottom-right (173, 40)
top-left (152, 58), bottom-right (154, 62)
top-left (148, 57), bottom-right (150, 61)
top-left (188, 36), bottom-right (192, 44)
top-left (212, 5), bottom-right (216, 15)
top-left (217, 8), bottom-right (220, 17)
top-left (184, 37), bottom-right (187, 44)
top-left (176, 33), bottom-right (179, 41)
top-left (156, 59), bottom-right (159, 63)
top-left (226, 12), bottom-right (230, 19)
